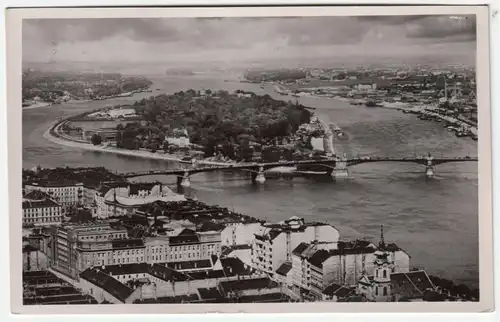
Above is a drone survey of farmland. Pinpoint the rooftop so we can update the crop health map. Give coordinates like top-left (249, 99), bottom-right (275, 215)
top-left (79, 267), bottom-right (134, 303)
top-left (322, 283), bottom-right (355, 298)
top-left (22, 199), bottom-right (60, 209)
top-left (97, 263), bottom-right (191, 283)
top-left (220, 277), bottom-right (279, 293)
top-left (166, 259), bottom-right (212, 271)
top-left (275, 262), bottom-right (293, 276)
top-left (391, 270), bottom-right (436, 299)
top-left (197, 287), bottom-right (224, 301)
top-left (23, 190), bottom-right (53, 201)
top-left (110, 238), bottom-right (144, 249)
top-left (133, 294), bottom-right (200, 304)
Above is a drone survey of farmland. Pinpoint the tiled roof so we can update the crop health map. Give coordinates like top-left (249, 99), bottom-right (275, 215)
top-left (133, 294), bottom-right (200, 304)
top-left (221, 257), bottom-right (253, 276)
top-left (187, 270), bottom-right (226, 280)
top-left (391, 270), bottom-right (436, 299)
top-left (307, 249), bottom-right (331, 268)
top-left (322, 283), bottom-right (342, 296)
top-left (197, 287), bottom-right (224, 300)
top-left (111, 238), bottom-right (145, 249)
top-left (166, 259), bottom-right (212, 271)
top-left (99, 263), bottom-right (191, 282)
top-left (275, 262), bottom-right (292, 276)
top-left (23, 190), bottom-right (52, 201)
top-left (328, 240), bottom-right (377, 256)
top-left (220, 277), bottom-right (278, 293)
top-left (22, 244), bottom-right (39, 253)
top-left (238, 293), bottom-right (293, 303)
top-left (169, 234), bottom-right (200, 246)
top-left (79, 268), bottom-right (134, 303)
top-left (292, 242), bottom-right (309, 256)
top-left (22, 199), bottom-right (60, 209)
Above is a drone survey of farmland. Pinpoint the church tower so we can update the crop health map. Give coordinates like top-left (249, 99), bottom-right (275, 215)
top-left (372, 225), bottom-right (393, 302)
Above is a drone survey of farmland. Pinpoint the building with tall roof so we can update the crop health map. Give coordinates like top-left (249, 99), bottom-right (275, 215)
top-left (22, 191), bottom-right (64, 227)
top-left (49, 222), bottom-right (140, 278)
top-left (94, 183), bottom-right (186, 219)
top-left (289, 226), bottom-right (410, 300)
top-left (250, 216), bottom-right (340, 275)
top-left (356, 250), bottom-right (436, 302)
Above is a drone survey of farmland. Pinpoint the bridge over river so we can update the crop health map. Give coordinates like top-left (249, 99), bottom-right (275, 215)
top-left (119, 153), bottom-right (478, 188)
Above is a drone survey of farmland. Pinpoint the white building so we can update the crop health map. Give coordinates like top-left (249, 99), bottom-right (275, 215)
top-left (221, 222), bottom-right (263, 247)
top-left (22, 195), bottom-right (64, 227)
top-left (165, 128), bottom-right (190, 148)
top-left (94, 183), bottom-right (186, 218)
top-left (356, 249), bottom-right (435, 302)
top-left (23, 244), bottom-right (49, 272)
top-left (290, 232), bottom-right (410, 300)
top-left (251, 216), bottom-right (340, 275)
top-left (25, 182), bottom-right (88, 206)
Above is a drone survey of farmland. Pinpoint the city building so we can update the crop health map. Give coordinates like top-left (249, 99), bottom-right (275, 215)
top-left (251, 216), bottom-right (340, 275)
top-left (23, 271), bottom-right (97, 305)
top-left (165, 128), bottom-right (190, 148)
top-left (94, 183), bottom-right (186, 218)
top-left (50, 222), bottom-right (139, 278)
top-left (356, 249), bottom-right (436, 302)
top-left (220, 222), bottom-right (263, 247)
top-left (23, 244), bottom-right (49, 272)
top-left (25, 181), bottom-right (87, 207)
top-left (144, 228), bottom-right (222, 263)
top-left (22, 192), bottom-right (64, 227)
top-left (289, 228), bottom-right (410, 300)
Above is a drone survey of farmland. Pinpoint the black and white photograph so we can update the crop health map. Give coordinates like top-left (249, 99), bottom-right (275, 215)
top-left (7, 5), bottom-right (493, 313)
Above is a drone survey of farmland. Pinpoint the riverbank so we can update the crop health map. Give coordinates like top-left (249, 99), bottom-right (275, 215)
top-left (22, 102), bottom-right (52, 110)
top-left (45, 120), bottom-right (185, 162)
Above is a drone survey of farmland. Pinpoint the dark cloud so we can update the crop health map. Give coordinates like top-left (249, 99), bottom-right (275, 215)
top-left (405, 15), bottom-right (476, 39)
top-left (24, 15), bottom-right (476, 49)
top-left (355, 15), bottom-right (428, 24)
top-left (24, 18), bottom-right (183, 43)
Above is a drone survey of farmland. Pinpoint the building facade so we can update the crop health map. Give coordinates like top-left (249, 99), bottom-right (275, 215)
top-left (25, 182), bottom-right (88, 206)
top-left (22, 199), bottom-right (64, 227)
top-left (251, 217), bottom-right (340, 275)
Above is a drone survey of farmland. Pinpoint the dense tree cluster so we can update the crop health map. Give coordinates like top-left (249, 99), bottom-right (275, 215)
top-left (91, 134), bottom-right (103, 145)
top-left (115, 90), bottom-right (312, 159)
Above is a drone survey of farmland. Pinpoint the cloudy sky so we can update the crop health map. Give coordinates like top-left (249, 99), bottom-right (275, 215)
top-left (22, 15), bottom-right (476, 66)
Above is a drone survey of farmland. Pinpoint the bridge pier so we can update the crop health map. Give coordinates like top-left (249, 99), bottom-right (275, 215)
top-left (251, 167), bottom-right (266, 184)
top-left (425, 154), bottom-right (435, 178)
top-left (425, 165), bottom-right (435, 178)
top-left (331, 156), bottom-right (349, 180)
top-left (177, 171), bottom-right (191, 188)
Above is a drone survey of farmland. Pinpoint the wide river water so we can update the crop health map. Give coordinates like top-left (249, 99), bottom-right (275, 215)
top-left (22, 74), bottom-right (479, 287)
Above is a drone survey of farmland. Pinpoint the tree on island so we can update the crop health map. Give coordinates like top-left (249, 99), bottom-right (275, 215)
top-left (91, 134), bottom-right (103, 145)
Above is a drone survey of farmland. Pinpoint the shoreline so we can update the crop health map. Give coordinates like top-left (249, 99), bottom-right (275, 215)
top-left (45, 120), bottom-right (185, 163)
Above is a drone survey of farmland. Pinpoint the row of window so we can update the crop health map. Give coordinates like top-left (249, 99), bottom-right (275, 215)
top-left (23, 217), bottom-right (62, 223)
top-left (79, 233), bottom-right (127, 241)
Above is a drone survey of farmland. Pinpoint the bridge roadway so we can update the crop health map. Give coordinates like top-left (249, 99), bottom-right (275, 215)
top-left (119, 155), bottom-right (478, 179)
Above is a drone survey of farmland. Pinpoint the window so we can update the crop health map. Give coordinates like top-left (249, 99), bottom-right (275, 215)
top-left (383, 287), bottom-right (387, 296)
top-left (383, 270), bottom-right (387, 278)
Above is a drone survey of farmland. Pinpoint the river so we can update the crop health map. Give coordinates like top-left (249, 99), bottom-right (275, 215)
top-left (22, 74), bottom-right (479, 288)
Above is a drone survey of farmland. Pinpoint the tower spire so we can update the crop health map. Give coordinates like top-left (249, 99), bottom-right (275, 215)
top-left (379, 225), bottom-right (385, 248)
